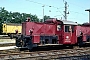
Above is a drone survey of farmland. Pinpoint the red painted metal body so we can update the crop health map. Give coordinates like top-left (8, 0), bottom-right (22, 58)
top-left (16, 18), bottom-right (90, 50)
top-left (76, 25), bottom-right (90, 42)
top-left (22, 19), bottom-right (78, 45)
top-left (32, 35), bottom-right (40, 43)
top-left (62, 25), bottom-right (77, 44)
top-left (14, 17), bottom-right (90, 51)
top-left (71, 26), bottom-right (77, 44)
top-left (22, 22), bottom-right (56, 35)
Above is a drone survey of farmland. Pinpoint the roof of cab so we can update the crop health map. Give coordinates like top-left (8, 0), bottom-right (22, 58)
top-left (45, 18), bottom-right (78, 25)
top-left (61, 20), bottom-right (78, 25)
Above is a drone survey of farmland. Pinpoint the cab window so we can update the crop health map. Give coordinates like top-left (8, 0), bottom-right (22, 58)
top-left (65, 25), bottom-right (71, 32)
top-left (57, 25), bottom-right (61, 31)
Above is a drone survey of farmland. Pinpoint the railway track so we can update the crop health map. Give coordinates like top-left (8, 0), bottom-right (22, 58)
top-left (0, 36), bottom-right (10, 39)
top-left (0, 35), bottom-right (90, 59)
top-left (0, 43), bottom-right (15, 47)
top-left (0, 47), bottom-right (90, 60)
top-left (0, 35), bottom-right (15, 47)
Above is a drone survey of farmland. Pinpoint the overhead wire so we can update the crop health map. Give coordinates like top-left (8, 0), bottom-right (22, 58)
top-left (25, 0), bottom-right (65, 18)
top-left (26, 0), bottom-right (64, 9)
top-left (63, 0), bottom-right (88, 22)
top-left (64, 0), bottom-right (86, 9)
top-left (26, 0), bottom-right (88, 20)
top-left (63, 0), bottom-right (88, 15)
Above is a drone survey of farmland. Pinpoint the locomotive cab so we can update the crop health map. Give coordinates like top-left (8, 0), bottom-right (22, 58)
top-left (60, 20), bottom-right (78, 45)
top-left (64, 25), bottom-right (72, 44)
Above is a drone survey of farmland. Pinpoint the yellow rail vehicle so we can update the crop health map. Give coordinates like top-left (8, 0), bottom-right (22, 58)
top-left (2, 23), bottom-right (22, 36)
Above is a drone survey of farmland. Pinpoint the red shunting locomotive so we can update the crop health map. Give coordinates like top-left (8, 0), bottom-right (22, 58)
top-left (16, 18), bottom-right (90, 50)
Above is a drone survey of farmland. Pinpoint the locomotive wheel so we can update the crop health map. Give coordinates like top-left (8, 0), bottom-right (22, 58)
top-left (27, 40), bottom-right (33, 52)
top-left (10, 34), bottom-right (14, 39)
top-left (87, 38), bottom-right (90, 42)
top-left (7, 33), bottom-right (10, 36)
top-left (23, 38), bottom-right (33, 52)
top-left (16, 36), bottom-right (23, 47)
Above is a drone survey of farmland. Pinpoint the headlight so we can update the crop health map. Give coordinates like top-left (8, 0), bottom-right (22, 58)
top-left (66, 36), bottom-right (69, 39)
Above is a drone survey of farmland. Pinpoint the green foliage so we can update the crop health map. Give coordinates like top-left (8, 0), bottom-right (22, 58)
top-left (40, 15), bottom-right (50, 22)
top-left (0, 7), bottom-right (39, 34)
top-left (0, 7), bottom-right (51, 34)
top-left (78, 24), bottom-right (82, 26)
top-left (0, 7), bottom-right (39, 23)
top-left (0, 23), bottom-right (2, 34)
top-left (44, 15), bottom-right (50, 21)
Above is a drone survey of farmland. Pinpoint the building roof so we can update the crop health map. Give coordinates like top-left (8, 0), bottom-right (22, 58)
top-left (3, 23), bottom-right (22, 26)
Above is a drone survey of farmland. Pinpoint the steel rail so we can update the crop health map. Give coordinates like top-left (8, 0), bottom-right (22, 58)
top-left (0, 47), bottom-right (89, 60)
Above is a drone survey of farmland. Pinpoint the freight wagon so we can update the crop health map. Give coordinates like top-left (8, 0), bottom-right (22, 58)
top-left (2, 23), bottom-right (22, 37)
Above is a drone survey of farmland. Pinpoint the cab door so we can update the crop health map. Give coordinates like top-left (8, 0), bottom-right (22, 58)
top-left (71, 25), bottom-right (77, 44)
top-left (63, 25), bottom-right (72, 44)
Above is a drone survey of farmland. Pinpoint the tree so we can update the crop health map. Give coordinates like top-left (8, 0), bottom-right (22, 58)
top-left (44, 15), bottom-right (50, 21)
top-left (40, 15), bottom-right (51, 22)
top-left (0, 7), bottom-right (40, 34)
top-left (0, 7), bottom-right (9, 23)
top-left (0, 7), bottom-right (51, 34)
top-left (31, 15), bottom-right (39, 22)
top-left (0, 7), bottom-right (9, 34)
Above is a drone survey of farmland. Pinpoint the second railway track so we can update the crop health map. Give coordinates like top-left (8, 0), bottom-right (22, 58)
top-left (0, 36), bottom-right (11, 39)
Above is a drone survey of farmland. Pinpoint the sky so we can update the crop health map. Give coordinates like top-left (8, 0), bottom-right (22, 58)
top-left (0, 0), bottom-right (90, 24)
